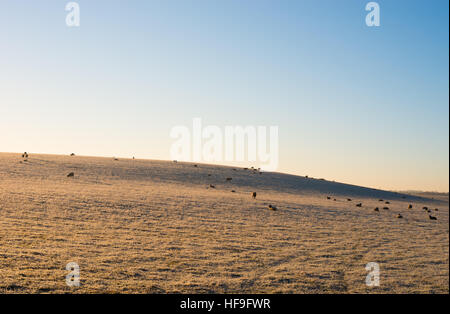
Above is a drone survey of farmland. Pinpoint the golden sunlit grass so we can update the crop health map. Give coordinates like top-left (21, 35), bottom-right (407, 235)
top-left (0, 153), bottom-right (448, 293)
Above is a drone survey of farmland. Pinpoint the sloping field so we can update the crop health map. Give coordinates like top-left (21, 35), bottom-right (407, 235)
top-left (0, 153), bottom-right (448, 293)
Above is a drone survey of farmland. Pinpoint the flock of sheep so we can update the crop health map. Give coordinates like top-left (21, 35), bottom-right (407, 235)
top-left (20, 152), bottom-right (441, 218)
top-left (327, 196), bottom-right (439, 221)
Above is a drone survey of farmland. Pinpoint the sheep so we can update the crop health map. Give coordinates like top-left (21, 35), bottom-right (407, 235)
top-left (423, 206), bottom-right (428, 210)
top-left (385, 201), bottom-right (390, 204)
top-left (326, 196), bottom-right (331, 200)
top-left (408, 204), bottom-right (413, 209)
top-left (374, 207), bottom-right (379, 212)
top-left (209, 184), bottom-right (215, 188)
top-left (347, 198), bottom-right (352, 201)
top-left (252, 192), bottom-right (257, 199)
top-left (268, 205), bottom-right (277, 211)
top-left (231, 190), bottom-right (236, 193)
top-left (356, 203), bottom-right (362, 207)
top-left (70, 153), bottom-right (75, 156)
top-left (383, 207), bottom-right (389, 210)
top-left (397, 214), bottom-right (403, 219)
top-left (67, 172), bottom-right (75, 178)
top-left (226, 178), bottom-right (232, 181)
top-left (429, 215), bottom-right (437, 220)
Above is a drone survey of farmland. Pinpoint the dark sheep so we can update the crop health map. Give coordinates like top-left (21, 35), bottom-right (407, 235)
top-left (226, 178), bottom-right (232, 181)
top-left (374, 207), bottom-right (379, 212)
top-left (408, 204), bottom-right (413, 209)
top-left (67, 172), bottom-right (75, 178)
top-left (252, 192), bottom-right (257, 199)
top-left (268, 205), bottom-right (277, 211)
top-left (356, 203), bottom-right (362, 207)
top-left (397, 214), bottom-right (403, 219)
top-left (429, 215), bottom-right (437, 220)
top-left (383, 207), bottom-right (389, 210)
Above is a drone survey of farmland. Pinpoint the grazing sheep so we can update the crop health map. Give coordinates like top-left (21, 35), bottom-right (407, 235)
top-left (383, 207), bottom-right (389, 210)
top-left (70, 153), bottom-right (75, 156)
top-left (347, 198), bottom-right (352, 201)
top-left (408, 204), bottom-right (413, 209)
top-left (374, 207), bottom-right (379, 212)
top-left (209, 184), bottom-right (215, 188)
top-left (326, 196), bottom-right (331, 200)
top-left (231, 190), bottom-right (236, 193)
top-left (268, 205), bottom-right (277, 211)
top-left (429, 215), bottom-right (437, 220)
top-left (114, 158), bottom-right (119, 161)
top-left (67, 172), bottom-right (75, 178)
top-left (194, 165), bottom-right (198, 167)
top-left (385, 201), bottom-right (390, 204)
top-left (356, 203), bottom-right (362, 207)
top-left (252, 192), bottom-right (257, 199)
top-left (226, 177), bottom-right (232, 181)
top-left (379, 199), bottom-right (384, 202)
top-left (397, 214), bottom-right (403, 219)
top-left (423, 206), bottom-right (428, 210)
top-left (333, 199), bottom-right (337, 201)
top-left (435, 208), bottom-right (439, 211)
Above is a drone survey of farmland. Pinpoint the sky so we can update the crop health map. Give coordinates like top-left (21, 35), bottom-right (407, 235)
top-left (0, 0), bottom-right (448, 192)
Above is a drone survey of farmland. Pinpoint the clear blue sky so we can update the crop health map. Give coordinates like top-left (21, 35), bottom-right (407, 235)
top-left (0, 0), bottom-right (448, 191)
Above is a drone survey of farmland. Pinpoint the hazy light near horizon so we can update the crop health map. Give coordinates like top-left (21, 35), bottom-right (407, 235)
top-left (0, 0), bottom-right (448, 192)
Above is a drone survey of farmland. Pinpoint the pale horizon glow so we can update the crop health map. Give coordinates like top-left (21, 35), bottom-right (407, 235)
top-left (0, 0), bottom-right (448, 192)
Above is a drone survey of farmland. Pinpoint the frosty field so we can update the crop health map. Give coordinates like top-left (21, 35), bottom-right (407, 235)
top-left (0, 153), bottom-right (448, 293)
